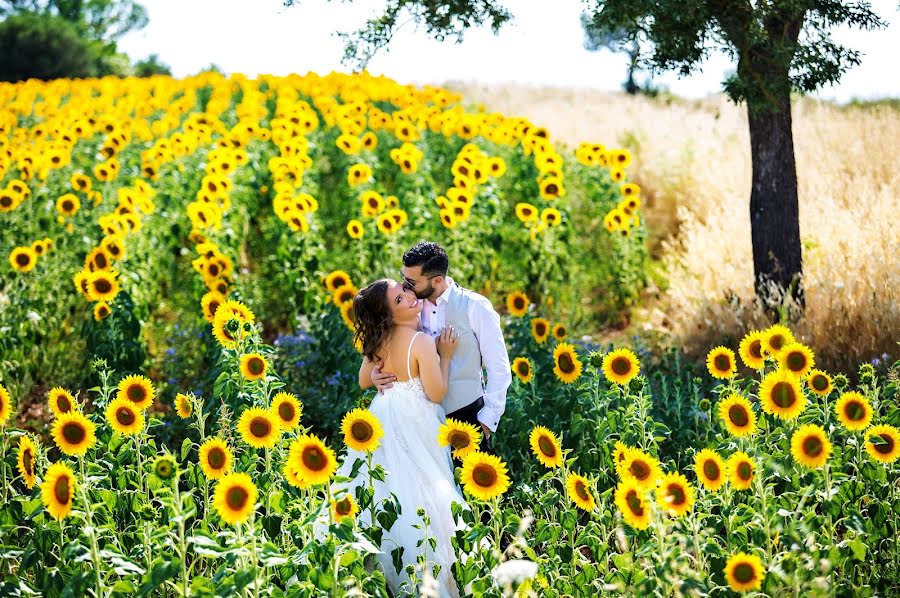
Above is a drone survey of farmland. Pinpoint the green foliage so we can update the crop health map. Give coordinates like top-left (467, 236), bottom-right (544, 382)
top-left (0, 12), bottom-right (98, 81)
top-left (132, 54), bottom-right (172, 78)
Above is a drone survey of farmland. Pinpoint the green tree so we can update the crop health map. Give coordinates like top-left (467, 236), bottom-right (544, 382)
top-left (0, 12), bottom-right (97, 81)
top-left (580, 11), bottom-right (642, 95)
top-left (285, 0), bottom-right (887, 315)
top-left (133, 53), bottom-right (172, 77)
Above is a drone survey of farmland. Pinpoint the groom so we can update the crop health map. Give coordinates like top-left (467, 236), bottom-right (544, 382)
top-left (371, 241), bottom-right (511, 453)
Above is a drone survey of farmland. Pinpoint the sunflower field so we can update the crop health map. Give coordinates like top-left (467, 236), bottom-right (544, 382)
top-left (0, 72), bottom-right (898, 597)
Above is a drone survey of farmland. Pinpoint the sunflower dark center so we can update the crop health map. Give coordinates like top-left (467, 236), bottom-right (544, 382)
top-left (302, 446), bottom-right (326, 471)
top-left (249, 417), bottom-right (271, 438)
top-left (545, 183), bottom-right (558, 195)
top-left (625, 490), bottom-right (644, 516)
top-left (538, 436), bottom-right (557, 458)
top-left (770, 334), bottom-right (786, 351)
top-left (555, 326), bottom-right (567, 337)
top-left (733, 562), bottom-right (756, 584)
top-left (333, 276), bottom-right (347, 288)
top-left (15, 253), bottom-right (31, 266)
top-left (728, 405), bottom-right (750, 427)
top-left (666, 483), bottom-right (686, 505)
top-left (57, 395), bottom-right (72, 413)
top-left (811, 375), bottom-right (829, 392)
top-left (156, 460), bottom-right (174, 478)
top-left (714, 355), bottom-right (731, 372)
top-left (94, 279), bottom-right (112, 293)
top-left (127, 384), bottom-right (146, 403)
top-left (844, 400), bottom-right (866, 421)
top-left (448, 430), bottom-right (471, 450)
top-left (62, 422), bottom-right (86, 444)
top-left (95, 253), bottom-right (108, 268)
top-left (802, 435), bottom-right (824, 457)
top-left (611, 357), bottom-right (631, 376)
top-left (336, 498), bottom-right (352, 515)
top-left (62, 200), bottom-right (74, 211)
top-left (208, 263), bottom-right (219, 275)
top-left (772, 382), bottom-right (796, 408)
top-left (54, 475), bottom-right (71, 504)
top-left (629, 460), bottom-right (651, 481)
top-left (535, 323), bottom-right (547, 336)
top-left (1, 196), bottom-right (12, 207)
top-left (513, 297), bottom-right (525, 309)
top-left (208, 447), bottom-right (226, 469)
top-left (787, 352), bottom-right (807, 372)
top-left (737, 461), bottom-right (753, 481)
top-left (278, 402), bottom-right (295, 422)
top-left (226, 485), bottom-right (249, 510)
top-left (472, 464), bottom-right (497, 487)
top-left (116, 407), bottom-right (135, 426)
top-left (558, 354), bottom-right (575, 374)
top-left (574, 480), bottom-right (590, 501)
top-left (23, 448), bottom-right (34, 475)
top-left (702, 460), bottom-right (721, 480)
top-left (247, 357), bottom-right (265, 376)
top-left (872, 433), bottom-right (895, 455)
top-left (350, 420), bottom-right (373, 443)
top-left (517, 362), bottom-right (530, 377)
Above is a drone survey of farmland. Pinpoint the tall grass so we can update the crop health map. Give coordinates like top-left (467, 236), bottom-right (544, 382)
top-left (450, 82), bottom-right (900, 371)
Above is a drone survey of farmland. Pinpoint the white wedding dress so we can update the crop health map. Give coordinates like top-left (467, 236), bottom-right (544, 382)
top-left (332, 332), bottom-right (467, 597)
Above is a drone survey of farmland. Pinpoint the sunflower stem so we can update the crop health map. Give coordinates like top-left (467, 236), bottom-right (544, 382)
top-left (366, 451), bottom-right (376, 529)
top-left (690, 509), bottom-right (706, 575)
top-left (1, 430), bottom-right (7, 504)
top-left (248, 515), bottom-right (260, 598)
top-left (77, 476), bottom-right (105, 598)
top-left (823, 461), bottom-right (834, 550)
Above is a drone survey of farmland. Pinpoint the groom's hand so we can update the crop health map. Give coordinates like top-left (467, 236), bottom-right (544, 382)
top-left (371, 362), bottom-right (396, 391)
top-left (480, 423), bottom-right (491, 438)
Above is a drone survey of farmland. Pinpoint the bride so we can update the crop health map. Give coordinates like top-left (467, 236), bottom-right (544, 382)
top-left (336, 278), bottom-right (467, 597)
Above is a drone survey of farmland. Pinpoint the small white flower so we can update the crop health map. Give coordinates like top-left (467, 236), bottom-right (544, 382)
top-left (492, 559), bottom-right (538, 586)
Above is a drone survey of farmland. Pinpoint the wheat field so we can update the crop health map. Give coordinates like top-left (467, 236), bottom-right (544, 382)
top-left (449, 82), bottom-right (900, 371)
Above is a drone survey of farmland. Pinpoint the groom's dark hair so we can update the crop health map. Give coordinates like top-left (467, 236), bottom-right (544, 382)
top-left (402, 241), bottom-right (448, 277)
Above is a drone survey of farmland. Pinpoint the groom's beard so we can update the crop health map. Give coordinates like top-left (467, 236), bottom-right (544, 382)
top-left (414, 281), bottom-right (436, 301)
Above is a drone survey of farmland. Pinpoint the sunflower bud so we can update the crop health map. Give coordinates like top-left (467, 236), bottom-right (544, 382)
top-left (698, 398), bottom-right (711, 412)
top-left (589, 351), bottom-right (603, 368)
top-left (833, 374), bottom-right (849, 391)
top-left (859, 363), bottom-right (875, 385)
top-left (628, 375), bottom-right (646, 393)
top-left (224, 317), bottom-right (240, 335)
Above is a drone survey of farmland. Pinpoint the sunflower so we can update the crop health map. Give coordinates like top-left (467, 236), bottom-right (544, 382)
top-left (332, 285), bottom-right (358, 306)
top-left (332, 494), bottom-right (360, 523)
top-left (212, 306), bottom-right (242, 349)
top-left (806, 369), bottom-right (833, 397)
top-left (271, 392), bottom-right (302, 430)
top-left (614, 479), bottom-right (650, 530)
top-left (237, 407), bottom-right (282, 449)
top-left (864, 425), bottom-right (900, 463)
top-left (551, 323), bottom-right (567, 341)
top-left (530, 318), bottom-right (550, 344)
top-left (541, 207), bottom-right (562, 227)
top-left (324, 270), bottom-right (352, 292)
top-left (514, 202), bottom-right (538, 223)
top-left (47, 387), bottom-right (76, 417)
top-left (116, 374), bottom-right (155, 410)
top-left (86, 269), bottom-right (119, 302)
top-left (460, 451), bottom-right (511, 501)
top-left (175, 393), bottom-right (193, 419)
top-left (724, 552), bottom-right (765, 593)
top-left (341, 408), bottom-right (384, 453)
top-left (539, 176), bottom-right (564, 200)
top-left (437, 418), bottom-right (482, 459)
top-left (790, 424), bottom-right (832, 469)
top-left (612, 441), bottom-right (630, 477)
top-left (566, 472), bottom-right (596, 511)
top-left (51, 411), bottom-right (96, 456)
top-left (288, 434), bottom-right (337, 485)
top-left (656, 472), bottom-right (694, 516)
top-left (706, 346), bottom-right (737, 379)
top-left (17, 435), bottom-right (38, 489)
top-left (726, 452), bottom-right (756, 490)
top-left (552, 343), bottom-right (583, 384)
top-left (694, 449), bottom-right (727, 491)
top-left (506, 291), bottom-right (529, 317)
top-left (738, 330), bottom-right (766, 370)
top-left (93, 301), bottom-right (111, 321)
top-left (41, 462), bottom-right (76, 520)
top-left (0, 383), bottom-right (10, 424)
top-left (346, 219), bottom-right (364, 239)
top-left (511, 357), bottom-right (533, 384)
top-left (152, 454), bottom-right (178, 483)
top-left (602, 348), bottom-right (640, 386)
top-left (759, 369), bottom-right (806, 420)
top-left (529, 426), bottom-right (563, 468)
top-left (761, 324), bottom-right (794, 357)
top-left (201, 291), bottom-right (226, 323)
top-left (213, 472), bottom-right (258, 525)
top-left (199, 438), bottom-right (233, 479)
top-left (717, 394), bottom-right (756, 437)
top-left (9, 246), bottom-right (37, 273)
top-left (339, 301), bottom-right (355, 330)
top-left (620, 447), bottom-right (662, 490)
top-left (239, 353), bottom-right (268, 381)
top-left (835, 391), bottom-right (872, 431)
top-left (778, 342), bottom-right (815, 378)
top-left (105, 397), bottom-right (144, 435)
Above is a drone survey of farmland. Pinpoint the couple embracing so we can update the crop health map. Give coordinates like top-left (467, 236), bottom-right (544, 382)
top-left (336, 241), bottom-right (512, 596)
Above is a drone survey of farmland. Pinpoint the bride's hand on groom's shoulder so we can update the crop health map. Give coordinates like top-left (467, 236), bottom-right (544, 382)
top-left (436, 326), bottom-right (459, 359)
top-left (371, 361), bottom-right (396, 391)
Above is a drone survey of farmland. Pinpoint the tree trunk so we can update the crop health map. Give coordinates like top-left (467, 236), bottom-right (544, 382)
top-left (746, 89), bottom-right (804, 316)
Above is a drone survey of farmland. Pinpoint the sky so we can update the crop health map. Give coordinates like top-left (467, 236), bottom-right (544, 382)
top-left (118, 0), bottom-right (900, 102)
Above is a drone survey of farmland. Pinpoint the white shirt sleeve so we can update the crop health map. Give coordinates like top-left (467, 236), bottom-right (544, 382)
top-left (468, 295), bottom-right (511, 432)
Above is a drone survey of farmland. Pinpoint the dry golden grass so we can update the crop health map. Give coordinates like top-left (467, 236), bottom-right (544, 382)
top-left (448, 81), bottom-right (899, 371)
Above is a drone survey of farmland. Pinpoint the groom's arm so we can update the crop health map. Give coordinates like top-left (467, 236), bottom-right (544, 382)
top-left (469, 296), bottom-right (511, 433)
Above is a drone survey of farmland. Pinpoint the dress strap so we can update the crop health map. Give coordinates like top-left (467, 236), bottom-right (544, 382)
top-left (406, 331), bottom-right (422, 380)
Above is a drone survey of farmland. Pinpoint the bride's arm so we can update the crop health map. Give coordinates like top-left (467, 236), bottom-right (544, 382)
top-left (416, 335), bottom-right (449, 403)
top-left (359, 356), bottom-right (375, 389)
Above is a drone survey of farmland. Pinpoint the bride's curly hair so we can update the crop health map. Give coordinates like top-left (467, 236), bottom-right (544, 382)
top-left (352, 279), bottom-right (394, 362)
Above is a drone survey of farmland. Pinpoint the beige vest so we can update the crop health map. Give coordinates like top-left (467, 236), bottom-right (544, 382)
top-left (441, 284), bottom-right (485, 415)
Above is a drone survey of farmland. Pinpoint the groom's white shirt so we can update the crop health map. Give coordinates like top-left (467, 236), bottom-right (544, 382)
top-left (419, 277), bottom-right (511, 432)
